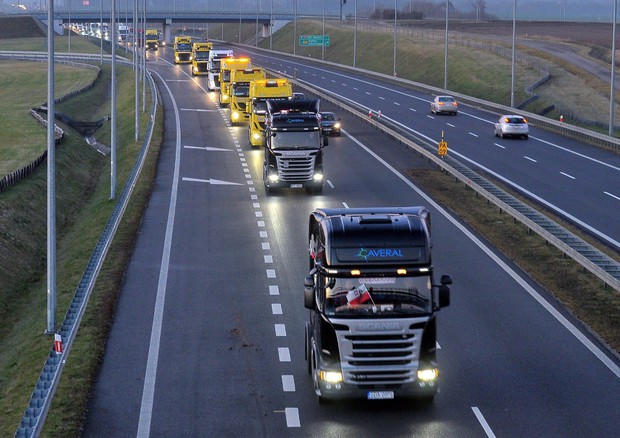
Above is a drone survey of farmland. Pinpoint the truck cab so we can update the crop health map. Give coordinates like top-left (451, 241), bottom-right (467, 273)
top-left (219, 57), bottom-right (251, 107)
top-left (206, 50), bottom-right (234, 91)
top-left (145, 29), bottom-right (159, 51)
top-left (229, 68), bottom-right (266, 124)
top-left (192, 41), bottom-right (213, 76)
top-left (262, 99), bottom-right (327, 194)
top-left (304, 207), bottom-right (452, 403)
top-left (173, 36), bottom-right (192, 64)
top-left (247, 78), bottom-right (292, 147)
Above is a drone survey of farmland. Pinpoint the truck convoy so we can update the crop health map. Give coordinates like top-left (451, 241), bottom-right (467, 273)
top-left (219, 57), bottom-right (251, 106)
top-left (191, 41), bottom-right (213, 76)
top-left (229, 67), bottom-right (267, 124)
top-left (207, 49), bottom-right (234, 91)
top-left (145, 29), bottom-right (159, 51)
top-left (262, 99), bottom-right (327, 194)
top-left (247, 78), bottom-right (293, 147)
top-left (304, 207), bottom-right (452, 403)
top-left (173, 36), bottom-right (192, 64)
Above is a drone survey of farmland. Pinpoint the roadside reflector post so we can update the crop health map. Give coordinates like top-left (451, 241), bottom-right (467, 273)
top-left (54, 333), bottom-right (63, 355)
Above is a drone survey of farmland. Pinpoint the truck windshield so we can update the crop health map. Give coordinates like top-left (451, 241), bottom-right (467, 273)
top-left (272, 131), bottom-right (320, 150)
top-left (195, 52), bottom-right (209, 61)
top-left (324, 276), bottom-right (432, 317)
top-left (233, 86), bottom-right (250, 97)
top-left (176, 43), bottom-right (191, 51)
top-left (210, 60), bottom-right (221, 72)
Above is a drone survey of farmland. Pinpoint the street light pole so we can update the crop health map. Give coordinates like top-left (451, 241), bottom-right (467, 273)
top-left (393, 0), bottom-right (397, 76)
top-left (353, 0), bottom-right (357, 67)
top-left (444, 0), bottom-right (448, 89)
top-left (111, 0), bottom-right (117, 199)
top-left (510, 0), bottom-right (516, 108)
top-left (322, 0), bottom-right (325, 60)
top-left (46, 0), bottom-right (57, 335)
top-left (610, 0), bottom-right (618, 136)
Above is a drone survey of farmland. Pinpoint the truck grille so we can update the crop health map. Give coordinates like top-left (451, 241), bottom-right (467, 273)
top-left (275, 152), bottom-right (316, 182)
top-left (336, 320), bottom-right (424, 386)
top-left (196, 63), bottom-right (208, 72)
top-left (178, 53), bottom-right (190, 61)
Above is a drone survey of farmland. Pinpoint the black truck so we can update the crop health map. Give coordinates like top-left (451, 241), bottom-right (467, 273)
top-left (262, 99), bottom-right (327, 194)
top-left (304, 207), bottom-right (452, 403)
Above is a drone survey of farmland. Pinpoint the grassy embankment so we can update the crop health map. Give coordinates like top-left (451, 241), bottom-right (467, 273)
top-left (0, 33), bottom-right (162, 437)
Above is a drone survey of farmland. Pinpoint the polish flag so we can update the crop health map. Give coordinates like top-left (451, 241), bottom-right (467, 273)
top-left (347, 284), bottom-right (371, 305)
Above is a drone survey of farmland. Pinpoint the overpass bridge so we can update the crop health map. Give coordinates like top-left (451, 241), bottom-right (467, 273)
top-left (21, 9), bottom-right (338, 44)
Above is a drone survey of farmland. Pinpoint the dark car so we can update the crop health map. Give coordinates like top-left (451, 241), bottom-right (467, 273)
top-left (319, 112), bottom-right (341, 136)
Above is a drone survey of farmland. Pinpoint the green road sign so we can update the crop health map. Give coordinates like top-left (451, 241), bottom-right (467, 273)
top-left (299, 35), bottom-right (330, 47)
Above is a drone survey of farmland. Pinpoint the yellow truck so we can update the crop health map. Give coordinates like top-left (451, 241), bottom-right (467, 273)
top-left (145, 29), bottom-right (159, 51)
top-left (229, 68), bottom-right (267, 124)
top-left (219, 57), bottom-right (251, 106)
top-left (174, 36), bottom-right (192, 64)
top-left (191, 41), bottom-right (213, 76)
top-left (247, 78), bottom-right (292, 147)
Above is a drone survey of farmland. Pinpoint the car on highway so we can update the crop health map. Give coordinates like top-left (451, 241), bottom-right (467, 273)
top-left (291, 92), bottom-right (305, 100)
top-left (319, 111), bottom-right (341, 136)
top-left (430, 95), bottom-right (458, 115)
top-left (494, 115), bottom-right (529, 139)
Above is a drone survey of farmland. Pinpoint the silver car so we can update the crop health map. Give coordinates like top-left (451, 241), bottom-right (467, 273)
top-left (430, 95), bottom-right (458, 115)
top-left (494, 115), bottom-right (529, 139)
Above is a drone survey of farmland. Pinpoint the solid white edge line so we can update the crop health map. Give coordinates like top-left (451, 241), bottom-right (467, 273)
top-left (472, 407), bottom-right (497, 438)
top-left (136, 71), bottom-right (182, 438)
top-left (342, 128), bottom-right (620, 379)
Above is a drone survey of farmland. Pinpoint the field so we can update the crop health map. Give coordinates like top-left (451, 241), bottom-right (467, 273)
top-left (405, 20), bottom-right (615, 47)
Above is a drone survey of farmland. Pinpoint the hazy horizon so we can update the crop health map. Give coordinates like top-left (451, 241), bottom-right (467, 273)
top-left (6, 0), bottom-right (618, 23)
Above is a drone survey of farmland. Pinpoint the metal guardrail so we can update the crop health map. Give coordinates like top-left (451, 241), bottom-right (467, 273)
top-left (235, 40), bottom-right (620, 291)
top-left (3, 52), bottom-right (158, 438)
top-left (279, 73), bottom-right (620, 292)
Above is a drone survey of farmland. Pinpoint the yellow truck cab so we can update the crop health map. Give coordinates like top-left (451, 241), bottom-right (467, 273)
top-left (173, 36), bottom-right (192, 64)
top-left (229, 68), bottom-right (267, 124)
top-left (145, 29), bottom-right (159, 51)
top-left (191, 41), bottom-right (213, 76)
top-left (247, 78), bottom-right (292, 147)
top-left (219, 57), bottom-right (251, 107)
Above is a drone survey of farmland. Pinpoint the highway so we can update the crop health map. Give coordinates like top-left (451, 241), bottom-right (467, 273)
top-left (83, 46), bottom-right (620, 437)
top-left (244, 48), bottom-right (620, 252)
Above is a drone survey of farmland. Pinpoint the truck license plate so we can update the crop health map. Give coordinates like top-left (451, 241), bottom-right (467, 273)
top-left (290, 184), bottom-right (303, 188)
top-left (367, 391), bottom-right (394, 400)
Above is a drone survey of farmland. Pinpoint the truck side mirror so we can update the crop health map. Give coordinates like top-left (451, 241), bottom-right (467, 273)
top-left (438, 284), bottom-right (450, 308)
top-left (440, 274), bottom-right (453, 285)
top-left (304, 276), bottom-right (315, 309)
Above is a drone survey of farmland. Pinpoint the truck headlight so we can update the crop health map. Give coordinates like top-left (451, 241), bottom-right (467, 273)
top-left (252, 132), bottom-right (262, 141)
top-left (417, 368), bottom-right (438, 382)
top-left (268, 173), bottom-right (279, 183)
top-left (232, 111), bottom-right (240, 121)
top-left (334, 122), bottom-right (341, 129)
top-left (313, 173), bottom-right (324, 182)
top-left (320, 370), bottom-right (343, 383)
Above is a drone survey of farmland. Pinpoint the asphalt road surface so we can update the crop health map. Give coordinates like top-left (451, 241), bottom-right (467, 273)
top-left (83, 46), bottom-right (620, 437)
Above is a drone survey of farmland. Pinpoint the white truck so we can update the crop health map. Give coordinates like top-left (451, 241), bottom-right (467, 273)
top-left (207, 49), bottom-right (234, 91)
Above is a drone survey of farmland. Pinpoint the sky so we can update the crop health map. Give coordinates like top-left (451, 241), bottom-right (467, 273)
top-left (8, 0), bottom-right (617, 22)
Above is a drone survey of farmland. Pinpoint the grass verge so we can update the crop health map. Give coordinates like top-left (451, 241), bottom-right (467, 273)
top-left (0, 60), bottom-right (99, 177)
top-left (0, 58), bottom-right (161, 437)
top-left (408, 167), bottom-right (620, 355)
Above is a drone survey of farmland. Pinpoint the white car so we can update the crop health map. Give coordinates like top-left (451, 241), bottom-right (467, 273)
top-left (494, 115), bottom-right (529, 139)
top-left (430, 95), bottom-right (458, 115)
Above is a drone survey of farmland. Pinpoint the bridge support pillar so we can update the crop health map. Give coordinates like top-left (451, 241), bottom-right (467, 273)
top-left (164, 19), bottom-right (172, 45)
top-left (261, 23), bottom-right (270, 38)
